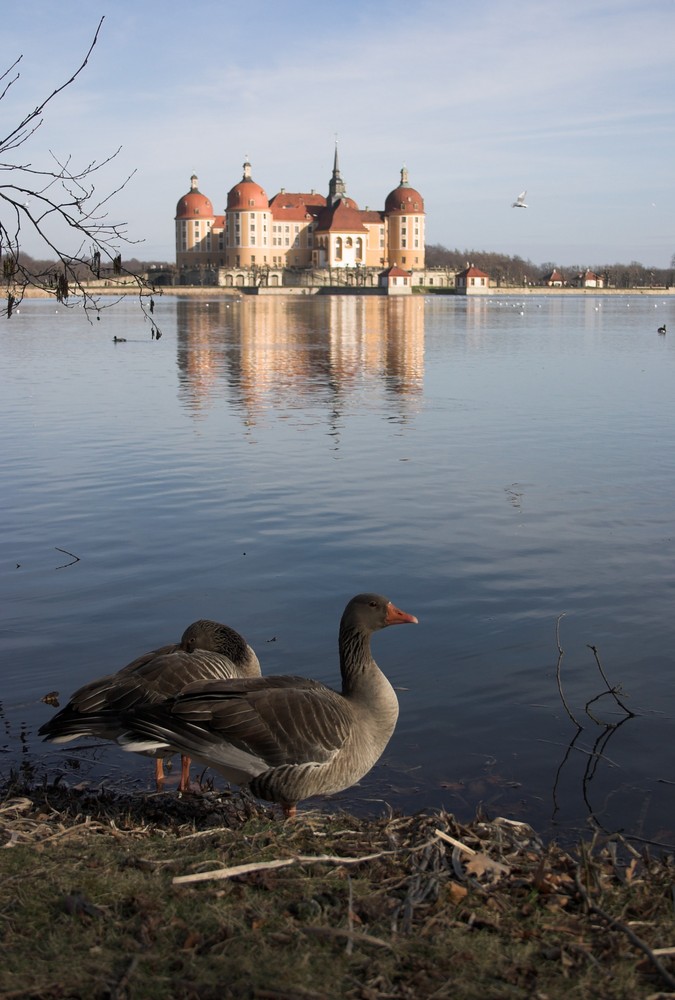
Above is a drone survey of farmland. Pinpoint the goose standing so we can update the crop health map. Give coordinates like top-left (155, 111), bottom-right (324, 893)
top-left (117, 593), bottom-right (418, 816)
top-left (39, 619), bottom-right (260, 791)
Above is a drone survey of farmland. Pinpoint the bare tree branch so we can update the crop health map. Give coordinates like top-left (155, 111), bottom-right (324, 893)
top-left (0, 17), bottom-right (160, 334)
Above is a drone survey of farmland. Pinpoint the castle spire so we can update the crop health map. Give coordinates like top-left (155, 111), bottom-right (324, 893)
top-left (328, 139), bottom-right (346, 205)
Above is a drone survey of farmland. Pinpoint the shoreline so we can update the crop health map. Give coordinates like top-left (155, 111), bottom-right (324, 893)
top-left (10, 283), bottom-right (675, 300)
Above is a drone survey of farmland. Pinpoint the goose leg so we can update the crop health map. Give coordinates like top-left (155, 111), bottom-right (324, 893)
top-left (155, 758), bottom-right (165, 791)
top-left (178, 754), bottom-right (192, 793)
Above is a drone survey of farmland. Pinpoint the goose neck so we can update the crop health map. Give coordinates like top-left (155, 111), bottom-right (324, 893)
top-left (339, 625), bottom-right (375, 695)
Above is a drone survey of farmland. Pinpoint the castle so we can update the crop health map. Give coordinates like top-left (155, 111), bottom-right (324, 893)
top-left (174, 148), bottom-right (426, 285)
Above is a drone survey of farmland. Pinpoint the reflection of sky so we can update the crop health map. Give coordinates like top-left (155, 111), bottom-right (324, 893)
top-left (174, 296), bottom-right (425, 435)
top-left (3, 294), bottom-right (675, 842)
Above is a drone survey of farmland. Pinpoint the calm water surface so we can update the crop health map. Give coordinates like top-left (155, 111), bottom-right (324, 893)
top-left (2, 292), bottom-right (674, 845)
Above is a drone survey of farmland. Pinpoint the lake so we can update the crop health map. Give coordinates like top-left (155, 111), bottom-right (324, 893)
top-left (2, 291), bottom-right (674, 847)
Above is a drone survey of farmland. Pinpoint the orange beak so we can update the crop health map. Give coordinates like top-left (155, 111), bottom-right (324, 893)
top-left (386, 602), bottom-right (418, 626)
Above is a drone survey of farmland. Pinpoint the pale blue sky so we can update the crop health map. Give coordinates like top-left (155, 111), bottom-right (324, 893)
top-left (3, 0), bottom-right (674, 267)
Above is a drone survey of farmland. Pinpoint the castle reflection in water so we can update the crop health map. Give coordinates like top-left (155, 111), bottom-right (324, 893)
top-left (175, 295), bottom-right (425, 428)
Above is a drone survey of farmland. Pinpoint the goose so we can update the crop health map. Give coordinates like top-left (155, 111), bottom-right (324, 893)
top-left (658, 324), bottom-right (666, 334)
top-left (116, 593), bottom-right (418, 817)
top-left (512, 190), bottom-right (528, 208)
top-left (39, 619), bottom-right (260, 791)
top-left (113, 336), bottom-right (127, 343)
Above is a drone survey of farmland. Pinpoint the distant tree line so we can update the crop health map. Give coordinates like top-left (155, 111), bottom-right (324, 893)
top-left (425, 244), bottom-right (675, 288)
top-left (14, 253), bottom-right (174, 281)
top-left (14, 247), bottom-right (675, 291)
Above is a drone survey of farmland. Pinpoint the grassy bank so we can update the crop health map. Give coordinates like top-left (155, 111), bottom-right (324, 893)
top-left (1, 780), bottom-right (674, 1000)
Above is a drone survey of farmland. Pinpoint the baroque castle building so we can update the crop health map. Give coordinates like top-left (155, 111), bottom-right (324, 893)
top-left (175, 148), bottom-right (425, 281)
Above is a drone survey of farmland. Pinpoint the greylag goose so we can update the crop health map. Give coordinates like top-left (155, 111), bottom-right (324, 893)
top-left (116, 593), bottom-right (417, 816)
top-left (39, 619), bottom-right (260, 791)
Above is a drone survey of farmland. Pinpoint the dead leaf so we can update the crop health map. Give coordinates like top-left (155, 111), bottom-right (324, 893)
top-left (447, 882), bottom-right (468, 904)
top-left (465, 852), bottom-right (510, 881)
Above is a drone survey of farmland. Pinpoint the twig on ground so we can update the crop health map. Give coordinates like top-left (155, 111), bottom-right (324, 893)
top-left (574, 871), bottom-right (675, 990)
top-left (173, 849), bottom-right (391, 885)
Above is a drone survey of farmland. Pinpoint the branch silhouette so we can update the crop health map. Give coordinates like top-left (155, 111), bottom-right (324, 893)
top-left (0, 17), bottom-right (160, 335)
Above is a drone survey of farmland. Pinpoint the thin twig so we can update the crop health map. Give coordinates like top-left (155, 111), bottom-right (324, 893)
top-left (586, 644), bottom-right (635, 717)
top-left (574, 871), bottom-right (675, 990)
top-left (300, 926), bottom-right (396, 952)
top-left (173, 850), bottom-right (391, 885)
top-left (555, 613), bottom-right (582, 728)
top-left (54, 546), bottom-right (80, 569)
top-left (346, 875), bottom-right (354, 955)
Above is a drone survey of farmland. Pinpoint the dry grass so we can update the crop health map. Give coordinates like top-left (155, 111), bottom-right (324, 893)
top-left (1, 778), bottom-right (674, 1000)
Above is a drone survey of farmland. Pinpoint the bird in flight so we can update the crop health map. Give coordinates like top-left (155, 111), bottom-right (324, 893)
top-left (512, 190), bottom-right (528, 208)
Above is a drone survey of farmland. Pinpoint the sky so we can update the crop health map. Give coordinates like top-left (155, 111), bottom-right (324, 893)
top-left (2, 0), bottom-right (675, 268)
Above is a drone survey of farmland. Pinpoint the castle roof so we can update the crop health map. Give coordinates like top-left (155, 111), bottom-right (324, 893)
top-left (384, 166), bottom-right (424, 214)
top-left (314, 198), bottom-right (367, 234)
top-left (227, 161), bottom-right (268, 211)
top-left (175, 174), bottom-right (214, 219)
top-left (269, 191), bottom-right (327, 222)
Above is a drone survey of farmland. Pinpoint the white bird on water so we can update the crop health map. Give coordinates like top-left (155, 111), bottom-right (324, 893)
top-left (512, 190), bottom-right (528, 208)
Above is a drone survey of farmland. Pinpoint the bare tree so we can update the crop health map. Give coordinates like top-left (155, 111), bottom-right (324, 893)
top-left (0, 16), bottom-right (159, 330)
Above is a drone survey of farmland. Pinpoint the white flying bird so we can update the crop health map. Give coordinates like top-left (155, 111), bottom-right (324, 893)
top-left (512, 190), bottom-right (528, 208)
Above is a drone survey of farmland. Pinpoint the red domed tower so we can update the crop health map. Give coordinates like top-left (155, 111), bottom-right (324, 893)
top-left (225, 160), bottom-right (271, 268)
top-left (175, 175), bottom-right (216, 270)
top-left (384, 167), bottom-right (425, 269)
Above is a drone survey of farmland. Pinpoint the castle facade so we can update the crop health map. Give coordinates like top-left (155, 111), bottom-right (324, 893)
top-left (175, 149), bottom-right (425, 278)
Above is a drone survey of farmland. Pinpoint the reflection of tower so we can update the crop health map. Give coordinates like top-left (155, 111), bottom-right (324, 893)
top-left (174, 297), bottom-right (425, 433)
top-left (175, 300), bottom-right (238, 416)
